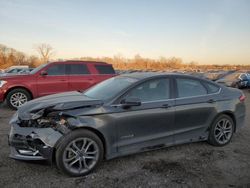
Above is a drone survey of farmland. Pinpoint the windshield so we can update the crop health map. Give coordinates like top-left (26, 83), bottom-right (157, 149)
top-left (30, 63), bottom-right (48, 74)
top-left (84, 76), bottom-right (138, 100)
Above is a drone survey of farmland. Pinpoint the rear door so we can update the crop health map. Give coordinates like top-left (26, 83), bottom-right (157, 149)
top-left (36, 63), bottom-right (68, 97)
top-left (67, 63), bottom-right (96, 91)
top-left (173, 76), bottom-right (220, 144)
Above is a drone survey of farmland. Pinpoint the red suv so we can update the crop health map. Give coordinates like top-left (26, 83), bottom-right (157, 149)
top-left (0, 61), bottom-right (116, 109)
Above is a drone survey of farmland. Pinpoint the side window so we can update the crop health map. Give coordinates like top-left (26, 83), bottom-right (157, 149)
top-left (95, 65), bottom-right (115, 74)
top-left (68, 64), bottom-right (90, 75)
top-left (125, 78), bottom-right (170, 102)
top-left (47, 64), bottom-right (65, 75)
top-left (205, 82), bottom-right (220, 94)
top-left (176, 78), bottom-right (207, 98)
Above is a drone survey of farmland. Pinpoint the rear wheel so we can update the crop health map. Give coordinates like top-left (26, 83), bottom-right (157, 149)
top-left (208, 115), bottom-right (234, 146)
top-left (56, 130), bottom-right (104, 177)
top-left (6, 88), bottom-right (31, 109)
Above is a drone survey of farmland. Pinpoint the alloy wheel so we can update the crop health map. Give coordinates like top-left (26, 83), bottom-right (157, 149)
top-left (62, 137), bottom-right (99, 174)
top-left (10, 92), bottom-right (28, 108)
top-left (214, 118), bottom-right (233, 145)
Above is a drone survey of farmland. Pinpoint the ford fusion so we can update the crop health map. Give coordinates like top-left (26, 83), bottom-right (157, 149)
top-left (8, 73), bottom-right (246, 176)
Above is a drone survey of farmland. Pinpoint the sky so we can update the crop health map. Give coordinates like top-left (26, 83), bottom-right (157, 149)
top-left (0, 0), bottom-right (250, 64)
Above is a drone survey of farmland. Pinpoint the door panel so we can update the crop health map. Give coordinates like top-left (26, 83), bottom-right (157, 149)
top-left (174, 97), bottom-right (217, 144)
top-left (173, 77), bottom-right (218, 144)
top-left (113, 77), bottom-right (175, 155)
top-left (36, 64), bottom-right (68, 97)
top-left (115, 100), bottom-right (175, 155)
top-left (67, 63), bottom-right (96, 91)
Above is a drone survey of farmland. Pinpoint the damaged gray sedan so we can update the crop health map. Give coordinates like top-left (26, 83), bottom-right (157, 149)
top-left (9, 73), bottom-right (246, 176)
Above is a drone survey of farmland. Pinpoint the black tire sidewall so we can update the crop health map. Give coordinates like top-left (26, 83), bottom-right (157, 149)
top-left (208, 114), bottom-right (234, 146)
top-left (56, 129), bottom-right (104, 177)
top-left (6, 88), bottom-right (31, 110)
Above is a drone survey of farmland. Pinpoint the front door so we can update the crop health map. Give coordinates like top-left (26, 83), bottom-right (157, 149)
top-left (114, 77), bottom-right (175, 155)
top-left (36, 63), bottom-right (68, 97)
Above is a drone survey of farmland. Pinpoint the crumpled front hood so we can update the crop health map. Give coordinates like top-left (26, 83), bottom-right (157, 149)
top-left (17, 91), bottom-right (103, 120)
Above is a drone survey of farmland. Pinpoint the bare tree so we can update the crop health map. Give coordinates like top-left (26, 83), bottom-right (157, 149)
top-left (34, 43), bottom-right (54, 63)
top-left (15, 51), bottom-right (26, 65)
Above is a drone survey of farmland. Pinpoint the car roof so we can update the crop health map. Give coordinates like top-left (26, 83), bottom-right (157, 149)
top-left (119, 72), bottom-right (200, 80)
top-left (49, 60), bottom-right (109, 65)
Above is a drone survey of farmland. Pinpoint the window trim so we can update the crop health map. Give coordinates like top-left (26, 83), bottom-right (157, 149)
top-left (110, 75), bottom-right (223, 106)
top-left (175, 88), bottom-right (221, 100)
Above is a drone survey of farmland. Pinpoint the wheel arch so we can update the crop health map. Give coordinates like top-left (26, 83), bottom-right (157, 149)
top-left (211, 111), bottom-right (236, 132)
top-left (5, 86), bottom-right (34, 100)
top-left (53, 126), bottom-right (107, 161)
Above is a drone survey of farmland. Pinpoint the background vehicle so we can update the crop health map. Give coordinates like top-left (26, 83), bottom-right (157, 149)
top-left (216, 72), bottom-right (250, 89)
top-left (8, 73), bottom-right (246, 176)
top-left (0, 68), bottom-right (32, 76)
top-left (18, 68), bottom-right (34, 74)
top-left (0, 66), bottom-right (30, 77)
top-left (0, 61), bottom-right (116, 109)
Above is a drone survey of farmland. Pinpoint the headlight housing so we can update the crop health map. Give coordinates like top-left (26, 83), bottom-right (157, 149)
top-left (0, 80), bottom-right (7, 87)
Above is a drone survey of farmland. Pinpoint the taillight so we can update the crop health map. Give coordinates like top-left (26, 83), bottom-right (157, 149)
top-left (239, 94), bottom-right (246, 102)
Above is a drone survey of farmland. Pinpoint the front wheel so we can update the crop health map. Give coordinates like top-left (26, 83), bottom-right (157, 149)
top-left (56, 130), bottom-right (104, 177)
top-left (6, 88), bottom-right (31, 110)
top-left (208, 115), bottom-right (234, 146)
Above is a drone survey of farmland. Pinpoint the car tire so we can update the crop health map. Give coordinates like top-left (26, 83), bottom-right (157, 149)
top-left (6, 88), bottom-right (31, 110)
top-left (56, 129), bottom-right (104, 177)
top-left (208, 114), bottom-right (234, 146)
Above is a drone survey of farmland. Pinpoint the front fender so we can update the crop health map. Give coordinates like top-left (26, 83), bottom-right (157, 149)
top-left (63, 115), bottom-right (118, 159)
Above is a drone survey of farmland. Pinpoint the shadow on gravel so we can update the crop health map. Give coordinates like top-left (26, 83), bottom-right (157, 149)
top-left (15, 159), bottom-right (51, 166)
top-left (142, 160), bottom-right (185, 174)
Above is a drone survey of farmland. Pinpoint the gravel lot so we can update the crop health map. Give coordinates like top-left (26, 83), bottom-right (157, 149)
top-left (0, 90), bottom-right (250, 188)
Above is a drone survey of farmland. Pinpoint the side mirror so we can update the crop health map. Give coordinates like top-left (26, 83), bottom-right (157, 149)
top-left (40, 70), bottom-right (48, 76)
top-left (121, 97), bottom-right (141, 108)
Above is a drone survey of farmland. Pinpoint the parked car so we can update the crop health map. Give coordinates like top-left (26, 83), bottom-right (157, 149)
top-left (216, 72), bottom-right (250, 89)
top-left (18, 68), bottom-right (34, 74)
top-left (0, 61), bottom-right (116, 109)
top-left (0, 66), bottom-right (30, 77)
top-left (8, 73), bottom-right (246, 176)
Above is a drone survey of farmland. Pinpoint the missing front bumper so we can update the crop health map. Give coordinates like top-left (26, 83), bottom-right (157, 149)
top-left (8, 123), bottom-right (63, 162)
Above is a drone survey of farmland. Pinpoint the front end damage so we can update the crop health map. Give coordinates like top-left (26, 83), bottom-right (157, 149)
top-left (8, 111), bottom-right (70, 162)
top-left (8, 91), bottom-right (104, 162)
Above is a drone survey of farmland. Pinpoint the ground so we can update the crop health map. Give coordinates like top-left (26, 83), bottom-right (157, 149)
top-left (0, 91), bottom-right (250, 188)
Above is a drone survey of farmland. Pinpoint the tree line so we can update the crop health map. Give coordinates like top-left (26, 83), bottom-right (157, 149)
top-left (0, 43), bottom-right (54, 69)
top-left (0, 43), bottom-right (249, 71)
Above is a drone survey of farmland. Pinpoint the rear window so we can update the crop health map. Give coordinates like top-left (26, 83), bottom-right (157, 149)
top-left (67, 64), bottom-right (90, 75)
top-left (205, 82), bottom-right (220, 94)
top-left (95, 65), bottom-right (115, 74)
top-left (176, 78), bottom-right (207, 98)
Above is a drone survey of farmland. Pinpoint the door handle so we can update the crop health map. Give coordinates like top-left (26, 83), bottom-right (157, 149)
top-left (207, 99), bottom-right (215, 103)
top-left (161, 104), bottom-right (170, 108)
